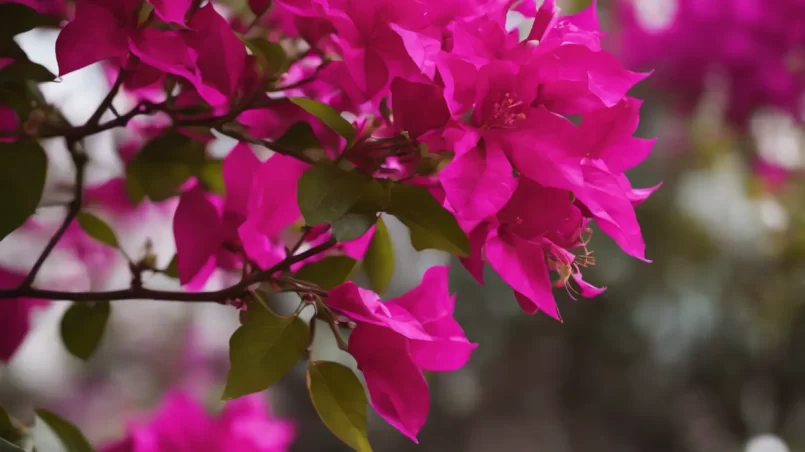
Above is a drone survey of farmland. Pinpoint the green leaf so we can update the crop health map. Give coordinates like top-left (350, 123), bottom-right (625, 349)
top-left (246, 38), bottom-right (290, 79)
top-left (60, 302), bottom-right (111, 361)
top-left (35, 410), bottom-right (94, 452)
top-left (0, 61), bottom-right (55, 84)
top-left (77, 213), bottom-right (119, 248)
top-left (199, 159), bottom-right (226, 195)
top-left (289, 98), bottom-right (355, 147)
top-left (164, 255), bottom-right (179, 278)
top-left (363, 217), bottom-right (394, 293)
top-left (0, 405), bottom-right (21, 447)
top-left (0, 437), bottom-right (24, 452)
top-left (223, 303), bottom-right (309, 400)
top-left (0, 4), bottom-right (59, 38)
top-left (294, 255), bottom-right (357, 290)
top-left (276, 122), bottom-right (322, 154)
top-left (385, 183), bottom-right (470, 256)
top-left (297, 160), bottom-right (372, 226)
top-left (0, 140), bottom-right (47, 242)
top-left (307, 361), bottom-right (372, 452)
top-left (125, 130), bottom-right (206, 203)
top-left (331, 213), bottom-right (377, 242)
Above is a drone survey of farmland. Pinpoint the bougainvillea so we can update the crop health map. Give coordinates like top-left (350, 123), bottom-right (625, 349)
top-left (616, 0), bottom-right (805, 128)
top-left (0, 0), bottom-right (655, 449)
top-left (101, 392), bottom-right (295, 452)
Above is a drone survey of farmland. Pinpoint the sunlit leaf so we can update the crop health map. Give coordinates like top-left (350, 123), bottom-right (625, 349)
top-left (164, 255), bottom-right (179, 278)
top-left (363, 216), bottom-right (394, 293)
top-left (246, 38), bottom-right (290, 79)
top-left (307, 361), bottom-right (372, 452)
top-left (77, 213), bottom-right (119, 248)
top-left (199, 159), bottom-right (226, 195)
top-left (289, 97), bottom-right (355, 146)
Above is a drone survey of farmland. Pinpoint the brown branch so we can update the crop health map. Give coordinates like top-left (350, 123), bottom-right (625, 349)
top-left (0, 238), bottom-right (336, 303)
top-left (85, 69), bottom-right (130, 127)
top-left (268, 61), bottom-right (331, 93)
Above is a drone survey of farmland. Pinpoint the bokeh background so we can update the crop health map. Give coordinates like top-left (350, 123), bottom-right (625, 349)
top-left (2, 0), bottom-right (805, 451)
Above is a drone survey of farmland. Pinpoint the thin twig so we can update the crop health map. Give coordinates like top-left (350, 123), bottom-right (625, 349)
top-left (0, 238), bottom-right (336, 303)
top-left (85, 69), bottom-right (130, 127)
top-left (19, 144), bottom-right (87, 288)
top-left (268, 61), bottom-right (330, 93)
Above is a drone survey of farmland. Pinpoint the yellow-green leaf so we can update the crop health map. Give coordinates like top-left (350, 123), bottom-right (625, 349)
top-left (294, 255), bottom-right (357, 290)
top-left (199, 159), bottom-right (226, 195)
top-left (246, 38), bottom-right (290, 78)
top-left (307, 361), bottom-right (372, 452)
top-left (289, 98), bottom-right (355, 146)
top-left (363, 217), bottom-right (394, 293)
top-left (35, 410), bottom-right (94, 452)
top-left (164, 255), bottom-right (179, 278)
top-left (0, 405), bottom-right (21, 447)
top-left (77, 212), bottom-right (119, 248)
top-left (223, 303), bottom-right (309, 399)
top-left (0, 139), bottom-right (47, 243)
top-left (60, 302), bottom-right (110, 361)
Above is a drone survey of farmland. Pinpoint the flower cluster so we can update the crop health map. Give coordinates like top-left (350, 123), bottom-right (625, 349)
top-left (0, 0), bottom-right (656, 447)
top-left (326, 266), bottom-right (476, 440)
top-left (616, 0), bottom-right (805, 127)
top-left (100, 392), bottom-right (295, 452)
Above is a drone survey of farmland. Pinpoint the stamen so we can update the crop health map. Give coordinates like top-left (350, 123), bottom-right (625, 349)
top-left (486, 92), bottom-right (528, 129)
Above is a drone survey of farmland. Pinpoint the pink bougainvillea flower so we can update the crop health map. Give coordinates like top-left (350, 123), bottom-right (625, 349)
top-left (0, 104), bottom-right (19, 142)
top-left (326, 266), bottom-right (476, 441)
top-left (440, 138), bottom-right (518, 232)
top-left (173, 184), bottom-right (224, 286)
top-left (0, 269), bottom-right (48, 361)
top-left (147, 0), bottom-right (192, 26)
top-left (752, 158), bottom-right (794, 193)
top-left (615, 0), bottom-right (805, 126)
top-left (238, 152), bottom-right (308, 268)
top-left (101, 391), bottom-right (295, 452)
top-left (55, 0), bottom-right (140, 76)
top-left (0, 0), bottom-right (65, 15)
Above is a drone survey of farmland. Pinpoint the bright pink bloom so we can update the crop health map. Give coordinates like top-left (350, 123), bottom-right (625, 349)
top-left (753, 158), bottom-right (794, 193)
top-left (616, 0), bottom-right (805, 126)
top-left (55, 0), bottom-right (139, 76)
top-left (0, 270), bottom-right (48, 361)
top-left (0, 104), bottom-right (18, 142)
top-left (249, 0), bottom-right (273, 16)
top-left (101, 392), bottom-right (295, 452)
top-left (147, 0), bottom-right (192, 26)
top-left (172, 144), bottom-right (310, 285)
top-left (326, 266), bottom-right (476, 441)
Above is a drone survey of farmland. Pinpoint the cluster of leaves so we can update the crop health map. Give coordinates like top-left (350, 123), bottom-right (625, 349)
top-left (0, 0), bottom-right (658, 450)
